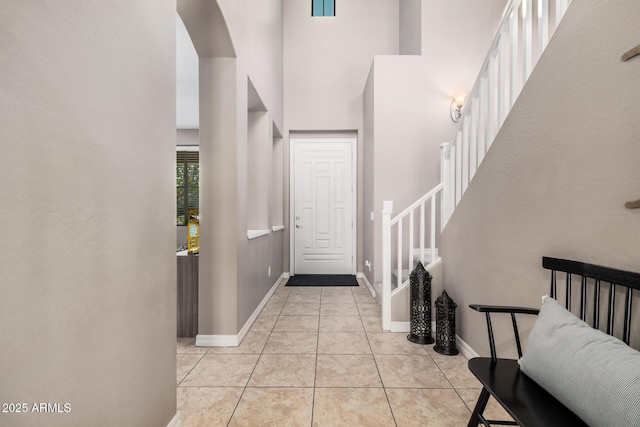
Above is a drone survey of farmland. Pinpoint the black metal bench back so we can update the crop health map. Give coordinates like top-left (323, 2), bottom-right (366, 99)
top-left (542, 257), bottom-right (640, 347)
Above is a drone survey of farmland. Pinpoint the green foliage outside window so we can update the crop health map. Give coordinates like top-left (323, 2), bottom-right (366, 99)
top-left (177, 151), bottom-right (199, 225)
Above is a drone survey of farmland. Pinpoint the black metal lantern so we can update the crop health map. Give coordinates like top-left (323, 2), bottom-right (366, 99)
top-left (407, 262), bottom-right (435, 345)
top-left (434, 290), bottom-right (459, 355)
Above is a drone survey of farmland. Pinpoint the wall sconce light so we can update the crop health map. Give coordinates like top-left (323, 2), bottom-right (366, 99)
top-left (450, 93), bottom-right (466, 123)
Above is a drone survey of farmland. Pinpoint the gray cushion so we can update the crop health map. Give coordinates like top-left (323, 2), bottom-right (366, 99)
top-left (519, 297), bottom-right (640, 427)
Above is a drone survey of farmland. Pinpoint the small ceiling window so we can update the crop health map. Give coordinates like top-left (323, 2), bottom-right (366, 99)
top-left (312, 0), bottom-right (335, 16)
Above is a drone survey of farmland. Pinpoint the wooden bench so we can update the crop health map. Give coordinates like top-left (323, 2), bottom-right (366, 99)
top-left (466, 257), bottom-right (640, 427)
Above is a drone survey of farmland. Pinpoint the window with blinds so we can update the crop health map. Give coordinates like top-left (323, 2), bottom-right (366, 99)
top-left (176, 150), bottom-right (199, 226)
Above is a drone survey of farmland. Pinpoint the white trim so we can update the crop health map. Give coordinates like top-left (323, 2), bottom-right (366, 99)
top-left (456, 335), bottom-right (479, 359)
top-left (356, 272), bottom-right (376, 298)
top-left (196, 273), bottom-right (285, 347)
top-left (389, 319), bottom-right (475, 360)
top-left (166, 412), bottom-right (182, 427)
top-left (247, 229), bottom-right (270, 239)
top-left (390, 257), bottom-right (442, 297)
top-left (283, 272), bottom-right (290, 279)
top-left (426, 257), bottom-right (442, 270)
top-left (381, 200), bottom-right (393, 331)
top-left (271, 225), bottom-right (285, 232)
top-left (391, 280), bottom-right (409, 298)
top-left (236, 273), bottom-right (283, 343)
top-left (196, 334), bottom-right (238, 347)
top-left (290, 137), bottom-right (357, 275)
top-left (390, 321), bottom-right (410, 333)
top-left (176, 145), bottom-right (199, 152)
top-left (389, 321), bottom-right (437, 334)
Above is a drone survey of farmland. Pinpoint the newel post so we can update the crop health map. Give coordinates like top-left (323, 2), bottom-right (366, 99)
top-left (381, 200), bottom-right (393, 331)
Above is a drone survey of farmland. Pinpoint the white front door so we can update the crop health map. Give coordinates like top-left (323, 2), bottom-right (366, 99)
top-left (293, 140), bottom-right (354, 274)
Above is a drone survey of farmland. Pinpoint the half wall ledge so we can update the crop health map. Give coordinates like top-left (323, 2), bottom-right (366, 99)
top-left (247, 229), bottom-right (270, 239)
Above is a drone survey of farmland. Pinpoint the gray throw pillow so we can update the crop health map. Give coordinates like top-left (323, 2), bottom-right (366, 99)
top-left (519, 297), bottom-right (640, 427)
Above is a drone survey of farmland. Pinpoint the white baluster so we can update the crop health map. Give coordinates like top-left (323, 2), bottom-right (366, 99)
top-left (469, 97), bottom-right (478, 181)
top-left (440, 143), bottom-right (451, 229)
top-left (538, 0), bottom-right (549, 53)
top-left (523, 0), bottom-right (533, 80)
top-left (409, 211), bottom-right (414, 270)
top-left (381, 201), bottom-right (393, 331)
top-left (430, 196), bottom-right (436, 265)
top-left (488, 52), bottom-right (497, 144)
top-left (556, 0), bottom-right (568, 24)
top-left (455, 132), bottom-right (462, 206)
top-left (397, 219), bottom-right (402, 288)
top-left (449, 145), bottom-right (456, 215)
top-left (437, 0), bottom-right (570, 232)
top-left (479, 77), bottom-right (488, 164)
top-left (510, 7), bottom-right (519, 107)
top-left (462, 119), bottom-right (469, 194)
top-left (419, 201), bottom-right (425, 264)
top-left (498, 32), bottom-right (509, 126)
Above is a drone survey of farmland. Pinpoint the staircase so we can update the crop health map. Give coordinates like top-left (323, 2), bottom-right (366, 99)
top-left (381, 0), bottom-right (572, 331)
top-left (392, 248), bottom-right (439, 286)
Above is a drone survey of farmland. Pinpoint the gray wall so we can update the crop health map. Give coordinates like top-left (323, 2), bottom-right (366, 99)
top-left (362, 0), bottom-right (504, 295)
top-left (177, 129), bottom-right (199, 146)
top-left (365, 56), bottom-right (452, 294)
top-left (441, 0), bottom-right (640, 357)
top-left (0, 2), bottom-right (176, 426)
top-left (182, 0), bottom-right (285, 336)
top-left (239, 231), bottom-right (285, 328)
top-left (283, 0), bottom-right (400, 273)
top-left (421, 0), bottom-right (506, 61)
top-left (363, 65), bottom-right (376, 289)
top-left (218, 0), bottom-right (284, 131)
top-left (247, 111), bottom-right (271, 230)
top-left (400, 0), bottom-right (421, 55)
top-left (198, 56), bottom-right (240, 335)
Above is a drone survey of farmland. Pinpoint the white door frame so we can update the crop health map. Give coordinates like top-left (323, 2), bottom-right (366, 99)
top-left (289, 137), bottom-right (357, 275)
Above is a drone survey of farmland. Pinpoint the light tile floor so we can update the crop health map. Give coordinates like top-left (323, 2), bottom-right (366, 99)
top-left (177, 279), bottom-right (512, 426)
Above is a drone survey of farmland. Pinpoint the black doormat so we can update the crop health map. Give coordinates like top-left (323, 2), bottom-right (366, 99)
top-left (285, 274), bottom-right (359, 287)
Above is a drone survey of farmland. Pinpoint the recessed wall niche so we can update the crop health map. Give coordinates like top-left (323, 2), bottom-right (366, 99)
top-left (272, 123), bottom-right (284, 227)
top-left (247, 79), bottom-right (270, 232)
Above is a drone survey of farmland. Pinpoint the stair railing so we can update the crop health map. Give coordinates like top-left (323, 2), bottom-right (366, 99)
top-left (381, 183), bottom-right (443, 331)
top-left (442, 0), bottom-right (571, 227)
top-left (381, 0), bottom-right (572, 331)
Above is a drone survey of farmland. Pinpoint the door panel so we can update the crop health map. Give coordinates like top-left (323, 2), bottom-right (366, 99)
top-left (294, 141), bottom-right (353, 274)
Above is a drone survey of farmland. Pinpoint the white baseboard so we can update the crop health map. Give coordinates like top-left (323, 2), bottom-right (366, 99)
top-left (236, 273), bottom-right (284, 343)
top-left (390, 321), bottom-right (410, 332)
top-left (356, 272), bottom-right (376, 298)
top-left (456, 335), bottom-right (479, 359)
top-left (388, 323), bottom-right (478, 359)
top-left (283, 272), bottom-right (290, 279)
top-left (196, 334), bottom-right (239, 347)
top-left (167, 412), bottom-right (181, 427)
top-left (196, 273), bottom-right (286, 347)
top-left (389, 321), bottom-right (436, 333)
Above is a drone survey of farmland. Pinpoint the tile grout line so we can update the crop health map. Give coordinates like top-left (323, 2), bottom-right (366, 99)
top-left (225, 284), bottom-right (285, 426)
top-left (179, 282), bottom-right (482, 426)
top-left (176, 343), bottom-right (211, 387)
top-left (358, 286), bottom-right (399, 427)
top-left (424, 343), bottom-right (480, 417)
top-left (310, 288), bottom-right (326, 427)
top-left (176, 354), bottom-right (202, 387)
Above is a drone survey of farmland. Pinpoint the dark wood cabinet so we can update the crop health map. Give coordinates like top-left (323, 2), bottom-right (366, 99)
top-left (177, 255), bottom-right (198, 337)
